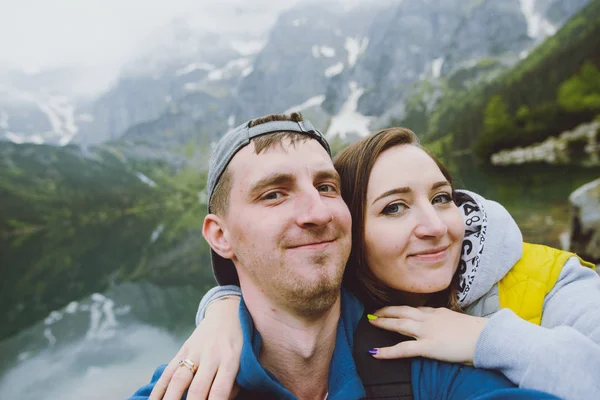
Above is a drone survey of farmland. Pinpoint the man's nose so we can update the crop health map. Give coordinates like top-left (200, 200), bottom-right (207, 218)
top-left (294, 189), bottom-right (333, 228)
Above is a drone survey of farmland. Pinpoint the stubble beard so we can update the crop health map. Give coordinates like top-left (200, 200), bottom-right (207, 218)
top-left (287, 252), bottom-right (345, 317)
top-left (249, 251), bottom-right (345, 317)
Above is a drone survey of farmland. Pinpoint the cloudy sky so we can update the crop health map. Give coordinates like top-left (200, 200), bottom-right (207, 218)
top-left (0, 0), bottom-right (366, 95)
top-left (0, 0), bottom-right (306, 72)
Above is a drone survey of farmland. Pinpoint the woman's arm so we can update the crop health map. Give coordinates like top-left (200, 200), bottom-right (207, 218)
top-left (368, 258), bottom-right (600, 399)
top-left (474, 258), bottom-right (600, 399)
top-left (148, 285), bottom-right (243, 400)
top-left (195, 285), bottom-right (242, 325)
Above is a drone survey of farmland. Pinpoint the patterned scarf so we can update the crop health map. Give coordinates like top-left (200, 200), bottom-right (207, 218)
top-left (454, 191), bottom-right (488, 306)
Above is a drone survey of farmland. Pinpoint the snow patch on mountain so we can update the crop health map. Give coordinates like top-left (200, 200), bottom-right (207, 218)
top-left (5, 132), bottom-right (44, 145)
top-left (230, 40), bottom-right (266, 56)
top-left (325, 62), bottom-right (344, 77)
top-left (4, 132), bottom-right (23, 144)
top-left (432, 57), bottom-right (444, 78)
top-left (183, 82), bottom-right (202, 92)
top-left (78, 113), bottom-right (95, 123)
top-left (519, 0), bottom-right (557, 39)
top-left (175, 62), bottom-right (215, 77)
top-left (312, 45), bottom-right (320, 58)
top-left (292, 18), bottom-right (308, 27)
top-left (242, 66), bottom-right (254, 77)
top-left (345, 37), bottom-right (369, 67)
top-left (326, 81), bottom-right (372, 138)
top-left (34, 94), bottom-right (78, 145)
top-left (150, 225), bottom-right (165, 243)
top-left (0, 86), bottom-right (80, 145)
top-left (208, 58), bottom-right (252, 81)
top-left (135, 172), bottom-right (157, 188)
top-left (284, 95), bottom-right (326, 114)
top-left (312, 45), bottom-right (337, 59)
top-left (320, 46), bottom-right (336, 57)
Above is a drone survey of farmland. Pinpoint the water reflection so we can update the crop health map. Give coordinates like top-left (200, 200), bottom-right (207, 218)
top-left (1, 205), bottom-right (214, 341)
top-left (0, 282), bottom-right (203, 400)
top-left (451, 158), bottom-right (600, 247)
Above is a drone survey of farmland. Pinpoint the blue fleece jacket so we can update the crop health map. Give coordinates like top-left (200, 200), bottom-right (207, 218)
top-left (130, 290), bottom-right (557, 399)
top-left (234, 288), bottom-right (365, 399)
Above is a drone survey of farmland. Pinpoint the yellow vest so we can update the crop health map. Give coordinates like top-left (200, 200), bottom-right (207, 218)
top-left (497, 242), bottom-right (596, 325)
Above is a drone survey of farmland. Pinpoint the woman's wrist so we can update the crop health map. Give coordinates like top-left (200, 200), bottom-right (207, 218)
top-left (205, 294), bottom-right (241, 317)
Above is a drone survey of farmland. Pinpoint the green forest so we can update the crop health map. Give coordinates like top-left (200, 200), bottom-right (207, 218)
top-left (400, 0), bottom-right (600, 163)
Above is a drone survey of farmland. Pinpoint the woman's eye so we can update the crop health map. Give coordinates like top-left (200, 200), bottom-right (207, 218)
top-left (382, 202), bottom-right (407, 215)
top-left (432, 193), bottom-right (453, 205)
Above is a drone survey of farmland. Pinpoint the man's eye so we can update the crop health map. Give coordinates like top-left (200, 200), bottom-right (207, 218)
top-left (317, 184), bottom-right (337, 193)
top-left (263, 191), bottom-right (283, 200)
top-left (382, 202), bottom-right (407, 215)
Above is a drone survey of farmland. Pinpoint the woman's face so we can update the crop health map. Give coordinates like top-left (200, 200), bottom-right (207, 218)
top-left (364, 144), bottom-right (464, 301)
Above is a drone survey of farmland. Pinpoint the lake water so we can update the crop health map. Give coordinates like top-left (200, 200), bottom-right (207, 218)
top-left (0, 283), bottom-right (202, 399)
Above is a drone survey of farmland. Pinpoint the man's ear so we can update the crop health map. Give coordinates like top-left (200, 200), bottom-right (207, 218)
top-left (203, 214), bottom-right (234, 259)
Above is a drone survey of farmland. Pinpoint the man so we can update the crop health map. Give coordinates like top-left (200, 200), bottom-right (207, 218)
top-left (130, 113), bottom-right (555, 399)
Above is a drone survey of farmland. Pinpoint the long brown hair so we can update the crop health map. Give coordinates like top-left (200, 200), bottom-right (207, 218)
top-left (334, 128), bottom-right (462, 312)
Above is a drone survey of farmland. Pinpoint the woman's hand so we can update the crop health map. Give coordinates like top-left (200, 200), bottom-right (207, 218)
top-left (367, 306), bottom-right (488, 365)
top-left (149, 296), bottom-right (243, 400)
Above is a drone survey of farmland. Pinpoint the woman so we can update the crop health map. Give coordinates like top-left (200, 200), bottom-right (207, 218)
top-left (151, 128), bottom-right (600, 400)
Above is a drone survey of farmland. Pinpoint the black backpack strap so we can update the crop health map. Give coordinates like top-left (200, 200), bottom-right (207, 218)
top-left (235, 388), bottom-right (280, 400)
top-left (353, 311), bottom-right (414, 399)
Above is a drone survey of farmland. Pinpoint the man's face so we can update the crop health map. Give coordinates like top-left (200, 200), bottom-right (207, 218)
top-left (222, 138), bottom-right (352, 315)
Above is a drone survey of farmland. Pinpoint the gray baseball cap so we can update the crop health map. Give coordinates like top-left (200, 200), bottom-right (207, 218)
top-left (206, 114), bottom-right (331, 285)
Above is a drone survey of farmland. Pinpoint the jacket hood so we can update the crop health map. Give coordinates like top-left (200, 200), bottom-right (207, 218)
top-left (454, 190), bottom-right (523, 308)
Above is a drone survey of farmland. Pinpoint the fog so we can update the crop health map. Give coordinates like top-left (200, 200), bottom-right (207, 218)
top-left (0, 0), bottom-right (367, 95)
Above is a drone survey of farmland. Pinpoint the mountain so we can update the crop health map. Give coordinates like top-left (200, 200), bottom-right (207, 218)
top-left (0, 18), bottom-right (257, 148)
top-left (231, 2), bottom-right (380, 121)
top-left (0, 0), bottom-right (593, 160)
top-left (99, 0), bottom-right (591, 153)
top-left (101, 1), bottom-right (385, 162)
top-left (74, 18), bottom-right (249, 146)
top-left (0, 68), bottom-right (86, 146)
top-left (422, 0), bottom-right (600, 162)
top-left (342, 0), bottom-right (592, 131)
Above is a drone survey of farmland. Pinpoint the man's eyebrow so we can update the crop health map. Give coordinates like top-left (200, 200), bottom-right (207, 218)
top-left (247, 173), bottom-right (294, 199)
top-left (314, 169), bottom-right (341, 185)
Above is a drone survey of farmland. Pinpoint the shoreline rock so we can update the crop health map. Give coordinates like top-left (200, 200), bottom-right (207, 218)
top-left (568, 178), bottom-right (600, 266)
top-left (491, 120), bottom-right (600, 166)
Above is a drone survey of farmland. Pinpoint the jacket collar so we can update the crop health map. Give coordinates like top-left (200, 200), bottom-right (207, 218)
top-left (236, 288), bottom-right (365, 400)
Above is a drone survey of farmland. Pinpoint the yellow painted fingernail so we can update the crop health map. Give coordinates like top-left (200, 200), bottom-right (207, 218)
top-left (367, 314), bottom-right (378, 321)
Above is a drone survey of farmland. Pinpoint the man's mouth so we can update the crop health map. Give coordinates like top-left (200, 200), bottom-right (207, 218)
top-left (288, 239), bottom-right (336, 250)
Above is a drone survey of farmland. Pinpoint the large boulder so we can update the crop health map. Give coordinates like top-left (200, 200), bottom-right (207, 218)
top-left (569, 178), bottom-right (600, 265)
